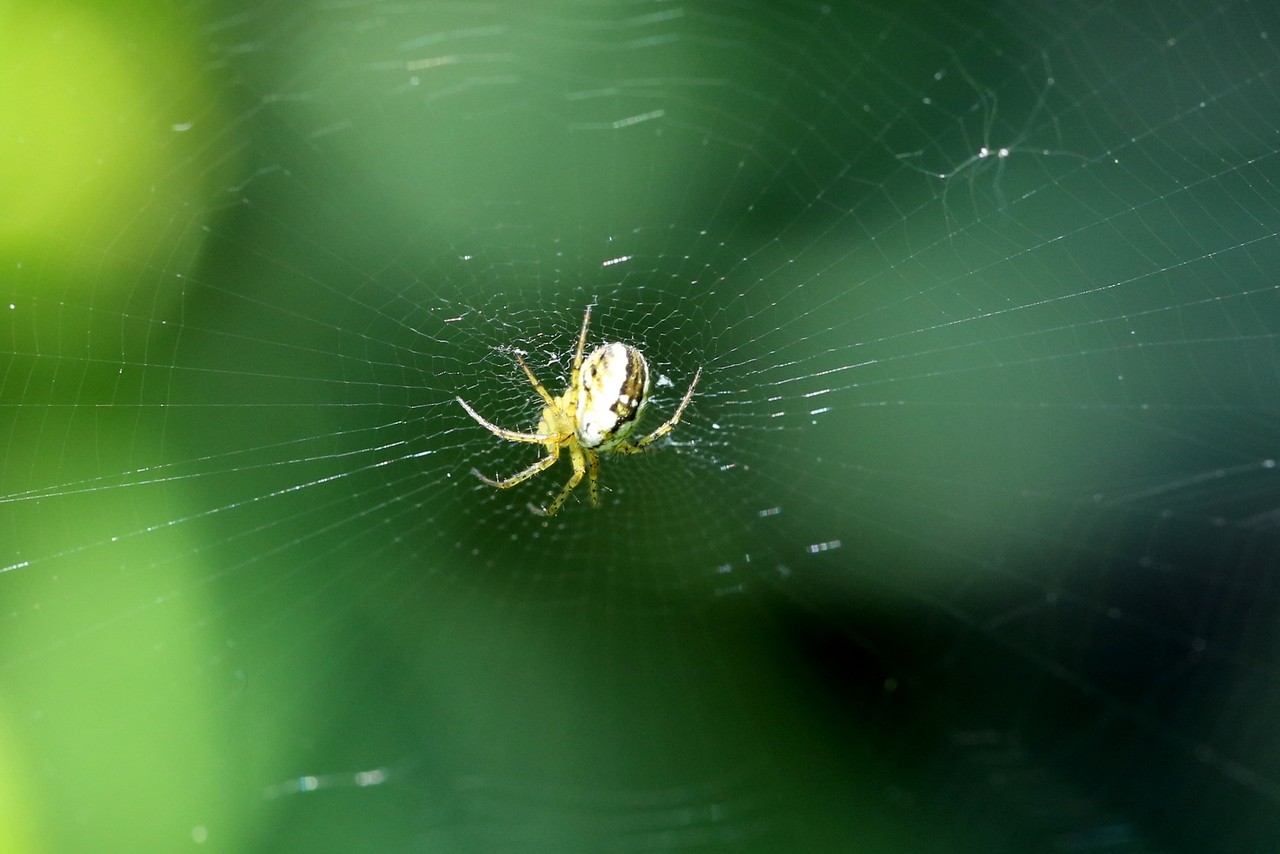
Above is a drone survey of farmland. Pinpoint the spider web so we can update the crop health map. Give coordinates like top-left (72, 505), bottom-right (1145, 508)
top-left (3, 0), bottom-right (1280, 851)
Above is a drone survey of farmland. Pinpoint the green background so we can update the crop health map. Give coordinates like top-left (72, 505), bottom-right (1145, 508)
top-left (3, 1), bottom-right (1279, 851)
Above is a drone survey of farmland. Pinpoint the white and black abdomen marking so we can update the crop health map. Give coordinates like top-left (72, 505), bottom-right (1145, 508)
top-left (576, 342), bottom-right (651, 450)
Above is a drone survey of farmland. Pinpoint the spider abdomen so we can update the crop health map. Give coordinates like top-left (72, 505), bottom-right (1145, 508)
top-left (576, 342), bottom-right (651, 450)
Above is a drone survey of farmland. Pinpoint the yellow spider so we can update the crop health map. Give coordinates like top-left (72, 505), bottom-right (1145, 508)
top-left (456, 307), bottom-right (702, 516)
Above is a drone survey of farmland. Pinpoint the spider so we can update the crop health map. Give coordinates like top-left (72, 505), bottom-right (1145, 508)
top-left (456, 307), bottom-right (702, 516)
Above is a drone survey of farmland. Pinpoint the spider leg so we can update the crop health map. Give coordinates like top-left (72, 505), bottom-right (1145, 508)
top-left (563, 305), bottom-right (592, 403)
top-left (532, 440), bottom-right (587, 516)
top-left (573, 306), bottom-right (592, 373)
top-left (472, 441), bottom-right (560, 489)
top-left (514, 354), bottom-right (558, 408)
top-left (457, 396), bottom-right (545, 444)
top-left (620, 366), bottom-right (703, 454)
top-left (586, 449), bottom-right (601, 506)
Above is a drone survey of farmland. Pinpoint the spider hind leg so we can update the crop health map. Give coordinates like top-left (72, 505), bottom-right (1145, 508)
top-left (620, 366), bottom-right (703, 453)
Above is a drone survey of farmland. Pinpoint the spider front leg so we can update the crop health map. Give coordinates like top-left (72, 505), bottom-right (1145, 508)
top-left (473, 440), bottom-right (560, 489)
top-left (457, 396), bottom-right (545, 444)
top-left (531, 442), bottom-right (590, 516)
